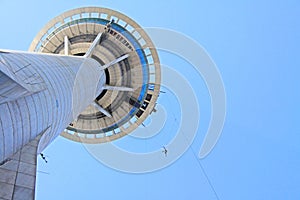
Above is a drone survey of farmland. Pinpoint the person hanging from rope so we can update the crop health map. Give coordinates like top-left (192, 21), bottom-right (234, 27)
top-left (162, 146), bottom-right (168, 157)
top-left (40, 153), bottom-right (48, 163)
top-left (104, 19), bottom-right (115, 32)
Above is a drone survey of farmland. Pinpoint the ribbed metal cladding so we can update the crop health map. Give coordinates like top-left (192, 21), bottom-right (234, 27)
top-left (0, 51), bottom-right (105, 162)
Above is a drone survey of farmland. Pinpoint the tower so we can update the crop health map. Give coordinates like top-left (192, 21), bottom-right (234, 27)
top-left (0, 7), bottom-right (161, 199)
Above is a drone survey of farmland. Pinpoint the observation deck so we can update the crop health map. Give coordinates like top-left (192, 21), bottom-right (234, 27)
top-left (29, 7), bottom-right (161, 143)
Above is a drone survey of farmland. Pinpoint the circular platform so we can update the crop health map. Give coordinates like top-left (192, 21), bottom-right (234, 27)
top-left (29, 7), bottom-right (161, 143)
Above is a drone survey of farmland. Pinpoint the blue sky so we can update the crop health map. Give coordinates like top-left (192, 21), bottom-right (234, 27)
top-left (0, 0), bottom-right (299, 199)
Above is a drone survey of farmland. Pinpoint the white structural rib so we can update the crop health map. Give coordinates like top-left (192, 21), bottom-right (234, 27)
top-left (64, 36), bottom-right (71, 55)
top-left (84, 32), bottom-right (103, 58)
top-left (100, 54), bottom-right (129, 70)
top-left (102, 85), bottom-right (134, 92)
top-left (92, 101), bottom-right (112, 118)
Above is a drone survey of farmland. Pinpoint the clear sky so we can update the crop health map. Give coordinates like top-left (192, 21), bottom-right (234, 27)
top-left (0, 0), bottom-right (299, 199)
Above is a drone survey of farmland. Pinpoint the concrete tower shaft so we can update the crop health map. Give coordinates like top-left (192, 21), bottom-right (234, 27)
top-left (0, 6), bottom-right (161, 199)
top-left (0, 50), bottom-right (105, 162)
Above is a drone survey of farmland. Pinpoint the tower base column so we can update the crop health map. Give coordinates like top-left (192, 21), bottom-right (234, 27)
top-left (0, 132), bottom-right (44, 200)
